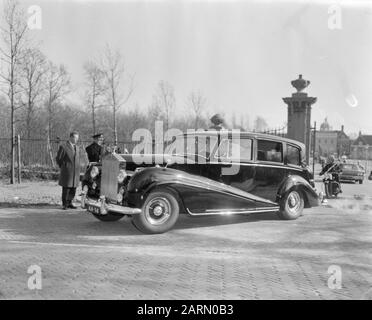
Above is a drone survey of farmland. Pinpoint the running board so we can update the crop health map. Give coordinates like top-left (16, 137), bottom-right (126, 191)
top-left (186, 207), bottom-right (280, 216)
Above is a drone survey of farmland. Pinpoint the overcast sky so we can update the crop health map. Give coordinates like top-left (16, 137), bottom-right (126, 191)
top-left (18, 0), bottom-right (372, 135)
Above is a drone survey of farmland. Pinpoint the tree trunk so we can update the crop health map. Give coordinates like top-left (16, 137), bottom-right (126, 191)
top-left (46, 131), bottom-right (55, 168)
top-left (92, 102), bottom-right (96, 135)
top-left (10, 76), bottom-right (15, 184)
top-left (26, 109), bottom-right (31, 139)
top-left (113, 107), bottom-right (117, 147)
top-left (10, 108), bottom-right (15, 184)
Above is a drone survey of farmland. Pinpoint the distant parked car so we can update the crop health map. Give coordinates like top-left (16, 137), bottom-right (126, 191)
top-left (339, 163), bottom-right (365, 184)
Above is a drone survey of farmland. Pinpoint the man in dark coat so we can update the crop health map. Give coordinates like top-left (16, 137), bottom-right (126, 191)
top-left (56, 131), bottom-right (80, 210)
top-left (85, 133), bottom-right (104, 163)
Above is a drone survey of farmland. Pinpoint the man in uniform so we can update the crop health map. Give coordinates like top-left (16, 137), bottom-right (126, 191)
top-left (56, 131), bottom-right (80, 210)
top-left (85, 133), bottom-right (104, 163)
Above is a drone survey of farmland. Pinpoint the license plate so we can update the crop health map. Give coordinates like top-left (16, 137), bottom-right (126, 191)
top-left (87, 205), bottom-right (100, 214)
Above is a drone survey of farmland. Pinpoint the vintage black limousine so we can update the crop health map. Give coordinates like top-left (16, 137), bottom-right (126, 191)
top-left (81, 131), bottom-right (320, 234)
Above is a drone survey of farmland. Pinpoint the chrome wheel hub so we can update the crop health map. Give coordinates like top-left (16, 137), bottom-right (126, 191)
top-left (287, 191), bottom-right (301, 214)
top-left (144, 197), bottom-right (171, 225)
top-left (153, 205), bottom-right (164, 216)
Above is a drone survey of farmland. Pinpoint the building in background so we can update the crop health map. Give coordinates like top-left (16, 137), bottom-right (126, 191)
top-left (351, 132), bottom-right (372, 160)
top-left (314, 118), bottom-right (351, 158)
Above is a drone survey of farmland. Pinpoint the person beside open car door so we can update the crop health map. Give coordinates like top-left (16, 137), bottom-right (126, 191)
top-left (209, 113), bottom-right (227, 130)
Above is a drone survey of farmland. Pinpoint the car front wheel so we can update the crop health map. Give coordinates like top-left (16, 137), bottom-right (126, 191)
top-left (132, 189), bottom-right (180, 234)
top-left (278, 190), bottom-right (304, 220)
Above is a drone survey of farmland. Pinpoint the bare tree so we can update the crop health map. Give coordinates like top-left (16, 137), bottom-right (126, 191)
top-left (187, 90), bottom-right (206, 129)
top-left (152, 80), bottom-right (175, 131)
top-left (240, 114), bottom-right (250, 131)
top-left (19, 48), bottom-right (46, 139)
top-left (101, 45), bottom-right (134, 146)
top-left (0, 0), bottom-right (28, 183)
top-left (83, 60), bottom-right (105, 135)
top-left (253, 116), bottom-right (269, 132)
top-left (44, 61), bottom-right (70, 166)
top-left (44, 61), bottom-right (70, 139)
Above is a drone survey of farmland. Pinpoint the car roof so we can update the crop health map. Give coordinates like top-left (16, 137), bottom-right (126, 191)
top-left (181, 130), bottom-right (305, 149)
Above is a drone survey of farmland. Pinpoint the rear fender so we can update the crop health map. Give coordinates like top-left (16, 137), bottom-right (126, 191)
top-left (276, 175), bottom-right (320, 208)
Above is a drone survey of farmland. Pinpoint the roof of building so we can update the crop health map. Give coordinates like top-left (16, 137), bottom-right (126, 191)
top-left (316, 130), bottom-right (349, 139)
top-left (353, 135), bottom-right (372, 146)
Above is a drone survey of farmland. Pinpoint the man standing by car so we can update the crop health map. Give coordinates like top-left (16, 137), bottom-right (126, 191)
top-left (85, 133), bottom-right (104, 162)
top-left (209, 113), bottom-right (226, 130)
top-left (56, 131), bottom-right (80, 210)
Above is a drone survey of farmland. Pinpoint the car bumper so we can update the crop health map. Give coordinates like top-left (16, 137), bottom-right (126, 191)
top-left (340, 175), bottom-right (362, 181)
top-left (81, 192), bottom-right (142, 216)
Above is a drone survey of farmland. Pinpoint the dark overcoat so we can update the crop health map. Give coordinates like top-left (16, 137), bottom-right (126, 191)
top-left (56, 142), bottom-right (80, 188)
top-left (85, 142), bottom-right (103, 162)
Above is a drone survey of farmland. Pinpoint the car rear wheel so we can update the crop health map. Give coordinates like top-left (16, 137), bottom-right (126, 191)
top-left (92, 212), bottom-right (124, 222)
top-left (132, 189), bottom-right (180, 234)
top-left (278, 190), bottom-right (304, 220)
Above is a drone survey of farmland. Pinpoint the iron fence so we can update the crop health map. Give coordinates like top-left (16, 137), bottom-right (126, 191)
top-left (0, 138), bottom-right (137, 168)
top-left (259, 126), bottom-right (287, 138)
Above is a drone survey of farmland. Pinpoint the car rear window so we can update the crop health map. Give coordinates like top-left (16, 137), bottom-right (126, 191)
top-left (257, 140), bottom-right (283, 163)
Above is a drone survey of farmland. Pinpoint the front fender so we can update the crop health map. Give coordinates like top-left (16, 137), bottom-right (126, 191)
top-left (276, 175), bottom-right (320, 207)
top-left (125, 167), bottom-right (187, 209)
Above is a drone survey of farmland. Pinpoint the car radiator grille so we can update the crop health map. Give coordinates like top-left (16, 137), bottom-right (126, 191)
top-left (101, 158), bottom-right (120, 202)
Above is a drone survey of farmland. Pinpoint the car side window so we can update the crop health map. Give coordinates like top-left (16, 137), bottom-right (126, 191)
top-left (287, 144), bottom-right (301, 166)
top-left (257, 140), bottom-right (283, 163)
top-left (214, 138), bottom-right (252, 161)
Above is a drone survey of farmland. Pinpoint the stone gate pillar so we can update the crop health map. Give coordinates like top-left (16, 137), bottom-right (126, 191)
top-left (283, 74), bottom-right (317, 164)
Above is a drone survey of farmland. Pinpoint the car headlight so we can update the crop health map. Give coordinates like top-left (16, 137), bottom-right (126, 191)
top-left (117, 170), bottom-right (127, 183)
top-left (90, 166), bottom-right (99, 179)
top-left (117, 193), bottom-right (123, 203)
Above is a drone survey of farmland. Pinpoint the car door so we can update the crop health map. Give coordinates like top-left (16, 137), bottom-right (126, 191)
top-left (285, 143), bottom-right (308, 180)
top-left (214, 136), bottom-right (256, 193)
top-left (253, 139), bottom-right (287, 202)
top-left (207, 136), bottom-right (276, 210)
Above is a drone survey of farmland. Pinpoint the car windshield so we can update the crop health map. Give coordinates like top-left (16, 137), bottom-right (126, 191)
top-left (342, 164), bottom-right (357, 170)
top-left (165, 135), bottom-right (218, 158)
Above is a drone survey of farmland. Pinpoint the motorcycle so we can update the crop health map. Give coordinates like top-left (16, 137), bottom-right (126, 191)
top-left (323, 172), bottom-right (342, 199)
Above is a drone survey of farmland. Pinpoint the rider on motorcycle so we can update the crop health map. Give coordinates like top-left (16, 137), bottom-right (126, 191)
top-left (319, 155), bottom-right (342, 199)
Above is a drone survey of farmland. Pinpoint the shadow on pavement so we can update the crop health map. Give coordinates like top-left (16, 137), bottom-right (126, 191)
top-left (0, 206), bottom-right (281, 239)
top-left (0, 202), bottom-right (60, 208)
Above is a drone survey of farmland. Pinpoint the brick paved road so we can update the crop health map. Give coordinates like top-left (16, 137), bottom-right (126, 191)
top-left (0, 182), bottom-right (371, 299)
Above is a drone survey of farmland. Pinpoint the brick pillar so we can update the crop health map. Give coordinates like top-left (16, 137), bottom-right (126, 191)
top-left (283, 75), bottom-right (317, 164)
